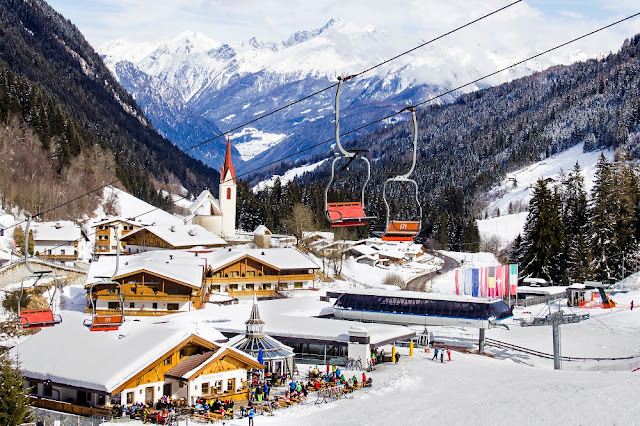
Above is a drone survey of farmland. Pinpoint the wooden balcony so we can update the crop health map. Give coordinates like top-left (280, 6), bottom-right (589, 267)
top-left (205, 273), bottom-right (316, 284)
top-left (30, 396), bottom-right (112, 417)
top-left (227, 289), bottom-right (276, 297)
top-left (97, 294), bottom-right (199, 302)
top-left (39, 254), bottom-right (78, 261)
top-left (84, 308), bottom-right (182, 317)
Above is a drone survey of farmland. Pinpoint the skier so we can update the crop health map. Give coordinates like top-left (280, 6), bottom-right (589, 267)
top-left (432, 348), bottom-right (439, 361)
top-left (447, 348), bottom-right (451, 361)
top-left (440, 349), bottom-right (444, 363)
top-left (632, 300), bottom-right (634, 311)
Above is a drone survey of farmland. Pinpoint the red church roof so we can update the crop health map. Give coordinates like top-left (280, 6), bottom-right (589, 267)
top-left (221, 134), bottom-right (236, 184)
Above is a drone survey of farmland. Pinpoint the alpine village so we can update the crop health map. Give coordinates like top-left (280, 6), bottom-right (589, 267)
top-left (0, 1), bottom-right (640, 425)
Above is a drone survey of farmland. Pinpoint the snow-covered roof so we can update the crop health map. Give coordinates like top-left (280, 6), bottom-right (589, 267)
top-left (10, 311), bottom-right (222, 393)
top-left (356, 254), bottom-right (379, 262)
top-left (188, 190), bottom-right (222, 216)
top-left (122, 224), bottom-right (226, 247)
top-left (346, 245), bottom-right (378, 256)
top-left (30, 221), bottom-right (82, 242)
top-left (92, 217), bottom-right (150, 228)
top-left (253, 225), bottom-right (271, 235)
top-left (86, 250), bottom-right (207, 288)
top-left (301, 231), bottom-right (334, 242)
top-left (338, 288), bottom-right (502, 305)
top-left (165, 345), bottom-right (261, 380)
top-left (379, 249), bottom-right (405, 260)
top-left (167, 298), bottom-right (415, 347)
top-left (204, 247), bottom-right (319, 272)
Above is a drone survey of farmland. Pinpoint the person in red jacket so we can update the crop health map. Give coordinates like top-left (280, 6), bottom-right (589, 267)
top-left (447, 348), bottom-right (452, 361)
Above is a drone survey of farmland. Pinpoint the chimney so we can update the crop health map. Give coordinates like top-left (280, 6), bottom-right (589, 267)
top-left (170, 225), bottom-right (176, 232)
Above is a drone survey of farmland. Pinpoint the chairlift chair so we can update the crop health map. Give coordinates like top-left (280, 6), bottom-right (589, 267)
top-left (379, 108), bottom-right (422, 242)
top-left (84, 226), bottom-right (124, 331)
top-left (324, 76), bottom-right (376, 227)
top-left (17, 216), bottom-right (62, 329)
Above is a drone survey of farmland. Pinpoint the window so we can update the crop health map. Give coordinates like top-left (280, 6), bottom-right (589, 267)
top-left (212, 380), bottom-right (222, 393)
top-left (152, 303), bottom-right (158, 309)
top-left (229, 284), bottom-right (238, 290)
top-left (97, 394), bottom-right (105, 405)
top-left (129, 302), bottom-right (135, 309)
top-left (164, 355), bottom-right (172, 365)
top-left (226, 187), bottom-right (231, 200)
top-left (230, 271), bottom-right (239, 277)
top-left (201, 382), bottom-right (209, 395)
top-left (180, 348), bottom-right (187, 358)
top-left (246, 284), bottom-right (254, 290)
top-left (108, 302), bottom-right (120, 310)
top-left (246, 271), bottom-right (255, 277)
top-left (43, 382), bottom-right (53, 397)
top-left (60, 249), bottom-right (65, 255)
top-left (167, 303), bottom-right (179, 311)
top-left (294, 281), bottom-right (303, 289)
top-left (227, 378), bottom-right (236, 393)
top-left (126, 392), bottom-right (134, 404)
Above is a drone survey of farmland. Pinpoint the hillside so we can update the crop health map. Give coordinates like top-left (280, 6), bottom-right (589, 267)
top-left (0, 0), bottom-right (220, 216)
top-left (237, 34), bottom-right (640, 250)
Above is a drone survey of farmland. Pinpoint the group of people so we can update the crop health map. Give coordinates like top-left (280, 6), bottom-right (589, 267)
top-left (194, 396), bottom-right (234, 418)
top-left (430, 347), bottom-right (452, 363)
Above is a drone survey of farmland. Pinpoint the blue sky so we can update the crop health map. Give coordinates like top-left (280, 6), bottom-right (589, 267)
top-left (47, 0), bottom-right (639, 57)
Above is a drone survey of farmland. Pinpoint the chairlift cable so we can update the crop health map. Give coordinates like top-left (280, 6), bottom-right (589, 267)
top-left (2, 1), bottom-right (522, 232)
top-left (15, 11), bottom-right (639, 247)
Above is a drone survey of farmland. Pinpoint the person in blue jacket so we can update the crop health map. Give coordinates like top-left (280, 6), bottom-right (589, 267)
top-left (432, 348), bottom-right (439, 361)
top-left (248, 407), bottom-right (255, 426)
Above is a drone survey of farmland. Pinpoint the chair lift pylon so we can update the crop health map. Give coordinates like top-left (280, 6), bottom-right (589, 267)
top-left (17, 215), bottom-right (62, 329)
top-left (380, 107), bottom-right (422, 242)
top-left (324, 75), bottom-right (376, 227)
top-left (83, 226), bottom-right (124, 331)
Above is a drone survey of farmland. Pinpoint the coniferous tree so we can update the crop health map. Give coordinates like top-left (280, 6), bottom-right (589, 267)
top-left (590, 154), bottom-right (616, 280)
top-left (563, 163), bottom-right (591, 282)
top-left (0, 353), bottom-right (32, 426)
top-left (521, 179), bottom-right (564, 283)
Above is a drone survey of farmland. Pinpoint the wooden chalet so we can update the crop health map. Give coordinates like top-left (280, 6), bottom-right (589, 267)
top-left (10, 314), bottom-right (258, 412)
top-left (120, 224), bottom-right (226, 254)
top-left (92, 217), bottom-right (148, 255)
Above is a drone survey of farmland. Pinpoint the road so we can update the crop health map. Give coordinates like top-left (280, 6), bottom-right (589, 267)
top-left (404, 251), bottom-right (459, 292)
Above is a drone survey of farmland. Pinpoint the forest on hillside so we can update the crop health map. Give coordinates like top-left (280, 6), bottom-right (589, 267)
top-left (0, 0), bottom-right (220, 217)
top-left (514, 155), bottom-right (640, 284)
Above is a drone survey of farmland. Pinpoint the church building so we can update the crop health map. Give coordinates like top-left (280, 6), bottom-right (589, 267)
top-left (185, 136), bottom-right (237, 239)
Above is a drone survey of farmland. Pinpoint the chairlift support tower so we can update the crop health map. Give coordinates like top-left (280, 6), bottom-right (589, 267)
top-left (519, 304), bottom-right (589, 370)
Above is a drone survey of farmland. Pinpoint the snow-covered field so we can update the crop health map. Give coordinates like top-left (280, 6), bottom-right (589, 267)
top-left (232, 127), bottom-right (288, 161)
top-left (253, 159), bottom-right (327, 192)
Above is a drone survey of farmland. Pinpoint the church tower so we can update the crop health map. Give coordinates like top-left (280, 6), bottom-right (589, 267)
top-left (219, 135), bottom-right (237, 238)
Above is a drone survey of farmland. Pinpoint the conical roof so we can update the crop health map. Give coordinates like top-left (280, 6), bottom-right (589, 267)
top-left (245, 295), bottom-right (265, 326)
top-left (220, 134), bottom-right (236, 184)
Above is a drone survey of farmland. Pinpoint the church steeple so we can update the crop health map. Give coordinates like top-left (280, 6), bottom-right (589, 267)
top-left (221, 134), bottom-right (236, 184)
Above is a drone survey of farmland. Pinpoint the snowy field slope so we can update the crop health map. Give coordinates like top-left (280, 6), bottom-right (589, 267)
top-left (253, 159), bottom-right (327, 192)
top-left (94, 186), bottom-right (182, 226)
top-left (477, 144), bottom-right (615, 248)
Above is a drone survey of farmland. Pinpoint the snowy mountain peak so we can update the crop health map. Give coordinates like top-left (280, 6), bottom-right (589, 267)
top-left (164, 30), bottom-right (221, 54)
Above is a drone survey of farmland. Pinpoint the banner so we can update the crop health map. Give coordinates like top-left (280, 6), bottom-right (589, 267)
top-left (496, 265), bottom-right (504, 298)
top-left (455, 269), bottom-right (460, 295)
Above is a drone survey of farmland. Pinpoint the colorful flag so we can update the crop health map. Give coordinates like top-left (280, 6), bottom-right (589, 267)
top-left (472, 269), bottom-right (479, 297)
top-left (509, 264), bottom-right (518, 296)
top-left (455, 269), bottom-right (460, 295)
top-left (496, 266), bottom-right (504, 298)
top-left (488, 267), bottom-right (496, 298)
top-left (464, 269), bottom-right (473, 295)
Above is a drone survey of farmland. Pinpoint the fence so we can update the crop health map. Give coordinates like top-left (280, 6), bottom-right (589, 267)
top-left (31, 407), bottom-right (110, 426)
top-left (514, 293), bottom-right (565, 308)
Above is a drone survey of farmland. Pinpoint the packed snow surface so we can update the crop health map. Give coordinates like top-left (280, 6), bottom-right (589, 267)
top-left (253, 159), bottom-right (327, 192)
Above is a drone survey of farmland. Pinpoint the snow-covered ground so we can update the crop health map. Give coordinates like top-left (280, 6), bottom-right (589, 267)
top-left (253, 159), bottom-right (327, 192)
top-left (5, 245), bottom-right (640, 425)
top-left (477, 144), bottom-right (615, 249)
top-left (232, 128), bottom-right (288, 161)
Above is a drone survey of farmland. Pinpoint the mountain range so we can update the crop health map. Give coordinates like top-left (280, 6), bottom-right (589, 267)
top-left (100, 19), bottom-right (591, 176)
